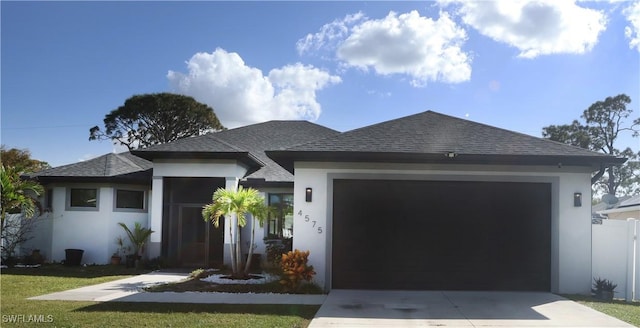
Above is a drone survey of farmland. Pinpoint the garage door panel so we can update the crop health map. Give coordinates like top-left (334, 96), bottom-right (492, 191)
top-left (332, 179), bottom-right (551, 291)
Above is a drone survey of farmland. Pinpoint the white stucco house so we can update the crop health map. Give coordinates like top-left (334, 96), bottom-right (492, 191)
top-left (26, 111), bottom-right (624, 295)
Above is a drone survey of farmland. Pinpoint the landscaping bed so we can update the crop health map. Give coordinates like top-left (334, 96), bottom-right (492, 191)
top-left (145, 268), bottom-right (324, 294)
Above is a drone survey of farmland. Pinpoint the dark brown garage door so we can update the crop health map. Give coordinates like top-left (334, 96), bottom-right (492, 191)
top-left (332, 179), bottom-right (551, 291)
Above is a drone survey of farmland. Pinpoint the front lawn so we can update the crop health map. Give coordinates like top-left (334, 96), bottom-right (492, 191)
top-left (563, 294), bottom-right (640, 327)
top-left (0, 264), bottom-right (318, 327)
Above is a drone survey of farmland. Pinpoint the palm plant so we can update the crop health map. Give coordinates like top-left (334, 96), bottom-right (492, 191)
top-left (1, 165), bottom-right (44, 234)
top-left (117, 222), bottom-right (154, 257)
top-left (202, 186), bottom-right (266, 278)
top-left (244, 196), bottom-right (274, 274)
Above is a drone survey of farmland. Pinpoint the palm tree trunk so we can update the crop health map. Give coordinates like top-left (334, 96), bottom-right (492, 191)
top-left (228, 216), bottom-right (237, 273)
top-left (235, 220), bottom-right (242, 276)
top-left (244, 217), bottom-right (256, 274)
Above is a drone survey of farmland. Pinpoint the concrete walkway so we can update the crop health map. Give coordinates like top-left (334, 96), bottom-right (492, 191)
top-left (308, 290), bottom-right (634, 327)
top-left (28, 271), bottom-right (326, 304)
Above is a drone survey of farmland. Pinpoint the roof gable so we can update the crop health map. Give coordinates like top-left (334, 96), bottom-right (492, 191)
top-left (211, 121), bottom-right (339, 182)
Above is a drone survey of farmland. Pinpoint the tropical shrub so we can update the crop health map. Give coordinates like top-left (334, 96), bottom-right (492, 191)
top-left (202, 187), bottom-right (271, 278)
top-left (0, 166), bottom-right (44, 261)
top-left (279, 249), bottom-right (315, 292)
top-left (265, 241), bottom-right (286, 266)
top-left (118, 222), bottom-right (154, 257)
top-left (592, 277), bottom-right (617, 300)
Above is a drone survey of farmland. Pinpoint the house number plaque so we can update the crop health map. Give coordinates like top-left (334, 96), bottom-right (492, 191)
top-left (298, 210), bottom-right (323, 234)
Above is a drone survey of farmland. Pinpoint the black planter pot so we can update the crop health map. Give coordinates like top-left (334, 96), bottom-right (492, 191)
top-left (64, 249), bottom-right (84, 266)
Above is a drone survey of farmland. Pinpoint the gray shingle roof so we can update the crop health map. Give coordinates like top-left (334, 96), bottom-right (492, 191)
top-left (31, 152), bottom-right (152, 184)
top-left (267, 111), bottom-right (625, 172)
top-left (134, 121), bottom-right (339, 183)
top-left (619, 194), bottom-right (640, 208)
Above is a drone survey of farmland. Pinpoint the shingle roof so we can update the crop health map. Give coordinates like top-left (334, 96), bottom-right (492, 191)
top-left (592, 195), bottom-right (632, 212)
top-left (267, 111), bottom-right (626, 172)
top-left (619, 194), bottom-right (640, 208)
top-left (134, 121), bottom-right (339, 183)
top-left (213, 121), bottom-right (340, 183)
top-left (30, 152), bottom-right (152, 184)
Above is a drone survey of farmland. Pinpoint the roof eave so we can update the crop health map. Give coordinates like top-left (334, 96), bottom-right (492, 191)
top-left (131, 150), bottom-right (265, 171)
top-left (597, 204), bottom-right (640, 215)
top-left (240, 178), bottom-right (294, 189)
top-left (266, 151), bottom-right (627, 174)
top-left (30, 170), bottom-right (153, 185)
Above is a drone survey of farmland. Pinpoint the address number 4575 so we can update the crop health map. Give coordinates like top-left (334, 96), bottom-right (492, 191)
top-left (298, 210), bottom-right (323, 234)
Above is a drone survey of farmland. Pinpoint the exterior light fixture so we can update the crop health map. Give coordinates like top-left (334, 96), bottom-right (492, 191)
top-left (305, 188), bottom-right (312, 202)
top-left (444, 152), bottom-right (457, 158)
top-left (574, 192), bottom-right (582, 207)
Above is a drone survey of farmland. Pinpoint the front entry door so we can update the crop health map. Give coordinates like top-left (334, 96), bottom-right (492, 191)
top-left (178, 206), bottom-right (206, 267)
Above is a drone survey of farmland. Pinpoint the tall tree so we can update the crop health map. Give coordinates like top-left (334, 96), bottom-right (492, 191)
top-left (89, 93), bottom-right (225, 150)
top-left (0, 146), bottom-right (50, 173)
top-left (542, 94), bottom-right (640, 195)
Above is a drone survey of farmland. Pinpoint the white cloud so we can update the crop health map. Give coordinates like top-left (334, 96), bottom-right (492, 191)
top-left (297, 12), bottom-right (366, 55)
top-left (623, 1), bottom-right (640, 51)
top-left (441, 0), bottom-right (607, 58)
top-left (167, 48), bottom-right (341, 128)
top-left (333, 10), bottom-right (471, 87)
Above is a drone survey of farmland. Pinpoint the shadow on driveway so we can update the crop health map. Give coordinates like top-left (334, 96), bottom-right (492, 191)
top-left (308, 290), bottom-right (633, 327)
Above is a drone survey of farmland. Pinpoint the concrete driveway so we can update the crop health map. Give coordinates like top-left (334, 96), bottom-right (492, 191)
top-left (308, 290), bottom-right (633, 327)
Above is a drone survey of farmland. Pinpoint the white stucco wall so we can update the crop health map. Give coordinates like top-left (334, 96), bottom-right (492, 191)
top-left (291, 162), bottom-right (593, 294)
top-left (33, 184), bottom-right (151, 265)
top-left (152, 159), bottom-right (249, 178)
top-left (20, 212), bottom-right (53, 259)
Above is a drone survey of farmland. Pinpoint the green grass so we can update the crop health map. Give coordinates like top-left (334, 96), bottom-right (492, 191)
top-left (1, 264), bottom-right (319, 327)
top-left (563, 294), bottom-right (640, 327)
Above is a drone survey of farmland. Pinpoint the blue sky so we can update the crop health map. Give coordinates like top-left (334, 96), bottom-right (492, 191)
top-left (2, 1), bottom-right (639, 167)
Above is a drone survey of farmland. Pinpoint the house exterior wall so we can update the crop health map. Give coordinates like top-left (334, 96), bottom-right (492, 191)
top-left (30, 183), bottom-right (150, 265)
top-left (20, 212), bottom-right (53, 259)
top-left (291, 162), bottom-right (593, 294)
top-left (606, 209), bottom-right (640, 221)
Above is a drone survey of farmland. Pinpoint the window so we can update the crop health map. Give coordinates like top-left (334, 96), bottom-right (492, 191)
top-left (115, 189), bottom-right (145, 210)
top-left (69, 188), bottom-right (98, 208)
top-left (45, 189), bottom-right (53, 211)
top-left (267, 193), bottom-right (293, 239)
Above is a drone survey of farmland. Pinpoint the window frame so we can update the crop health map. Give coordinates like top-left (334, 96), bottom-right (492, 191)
top-left (113, 188), bottom-right (147, 212)
top-left (266, 193), bottom-right (294, 239)
top-left (45, 188), bottom-right (54, 212)
top-left (66, 188), bottom-right (99, 211)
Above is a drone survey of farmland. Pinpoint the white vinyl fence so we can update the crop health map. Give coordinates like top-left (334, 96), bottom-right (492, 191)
top-left (592, 218), bottom-right (640, 301)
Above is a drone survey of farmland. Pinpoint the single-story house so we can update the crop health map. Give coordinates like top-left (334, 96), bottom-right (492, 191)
top-left (596, 194), bottom-right (640, 220)
top-left (26, 110), bottom-right (624, 295)
top-left (26, 120), bottom-right (338, 267)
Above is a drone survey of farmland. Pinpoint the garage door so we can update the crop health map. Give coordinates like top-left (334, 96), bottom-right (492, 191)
top-left (332, 179), bottom-right (551, 291)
